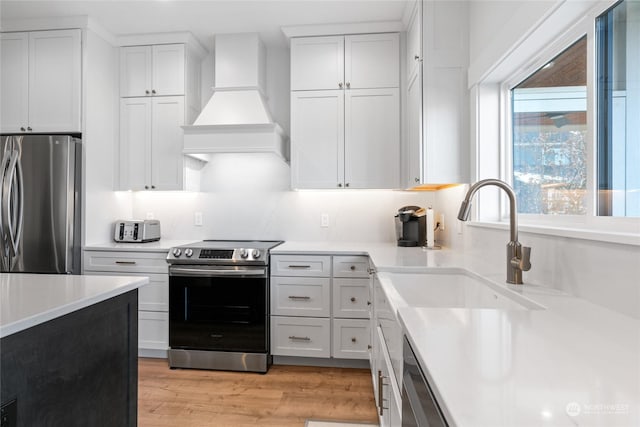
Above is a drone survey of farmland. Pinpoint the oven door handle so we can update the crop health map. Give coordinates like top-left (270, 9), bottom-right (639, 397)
top-left (169, 266), bottom-right (267, 277)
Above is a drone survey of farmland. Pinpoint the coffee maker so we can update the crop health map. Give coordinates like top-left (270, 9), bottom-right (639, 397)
top-left (395, 206), bottom-right (426, 247)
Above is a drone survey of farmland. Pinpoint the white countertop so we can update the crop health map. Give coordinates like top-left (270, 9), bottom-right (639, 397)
top-left (273, 241), bottom-right (640, 427)
top-left (84, 239), bottom-right (198, 252)
top-left (0, 273), bottom-right (148, 338)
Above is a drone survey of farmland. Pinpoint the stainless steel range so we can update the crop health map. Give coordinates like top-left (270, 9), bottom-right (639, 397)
top-left (166, 240), bottom-right (283, 373)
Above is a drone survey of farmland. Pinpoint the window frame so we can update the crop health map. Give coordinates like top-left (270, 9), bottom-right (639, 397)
top-left (470, 0), bottom-right (639, 244)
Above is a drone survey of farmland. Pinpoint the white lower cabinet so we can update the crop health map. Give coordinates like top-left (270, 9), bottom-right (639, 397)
top-left (270, 254), bottom-right (372, 362)
top-left (374, 326), bottom-right (402, 427)
top-left (332, 318), bottom-right (370, 359)
top-left (83, 249), bottom-right (169, 358)
top-left (138, 311), bottom-right (169, 351)
top-left (271, 316), bottom-right (331, 357)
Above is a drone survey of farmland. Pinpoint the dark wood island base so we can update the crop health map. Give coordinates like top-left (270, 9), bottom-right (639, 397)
top-left (1, 290), bottom-right (138, 427)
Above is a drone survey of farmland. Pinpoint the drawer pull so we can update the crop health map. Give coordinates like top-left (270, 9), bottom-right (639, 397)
top-left (288, 336), bottom-right (311, 341)
top-left (350, 297), bottom-right (357, 303)
top-left (350, 265), bottom-right (356, 271)
top-left (367, 301), bottom-right (372, 306)
top-left (115, 261), bottom-right (137, 265)
top-left (288, 296), bottom-right (311, 300)
top-left (351, 337), bottom-right (357, 343)
top-left (288, 265), bottom-right (311, 269)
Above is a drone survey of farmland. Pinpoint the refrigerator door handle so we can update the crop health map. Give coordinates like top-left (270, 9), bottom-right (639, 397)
top-left (2, 149), bottom-right (21, 256)
top-left (13, 146), bottom-right (24, 254)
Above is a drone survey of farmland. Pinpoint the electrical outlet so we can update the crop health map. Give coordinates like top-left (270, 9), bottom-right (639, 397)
top-left (321, 213), bottom-right (329, 228)
top-left (439, 213), bottom-right (445, 231)
top-left (146, 212), bottom-right (154, 220)
top-left (194, 212), bottom-right (203, 226)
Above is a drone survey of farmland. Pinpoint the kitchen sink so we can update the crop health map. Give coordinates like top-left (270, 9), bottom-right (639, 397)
top-left (378, 271), bottom-right (543, 310)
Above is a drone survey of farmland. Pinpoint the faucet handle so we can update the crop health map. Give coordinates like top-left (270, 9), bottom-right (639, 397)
top-left (511, 246), bottom-right (532, 272)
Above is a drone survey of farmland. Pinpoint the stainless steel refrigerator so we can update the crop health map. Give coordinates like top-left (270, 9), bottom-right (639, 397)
top-left (0, 134), bottom-right (82, 274)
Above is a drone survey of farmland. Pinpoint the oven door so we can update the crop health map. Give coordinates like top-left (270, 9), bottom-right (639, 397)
top-left (169, 265), bottom-right (268, 353)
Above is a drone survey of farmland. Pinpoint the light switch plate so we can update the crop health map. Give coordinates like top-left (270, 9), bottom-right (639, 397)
top-left (321, 213), bottom-right (329, 228)
top-left (194, 212), bottom-right (203, 226)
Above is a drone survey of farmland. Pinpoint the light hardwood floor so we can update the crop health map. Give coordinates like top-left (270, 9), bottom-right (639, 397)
top-left (138, 358), bottom-right (379, 427)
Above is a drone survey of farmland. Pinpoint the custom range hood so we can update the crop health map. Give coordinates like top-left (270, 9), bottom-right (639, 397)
top-left (182, 33), bottom-right (288, 160)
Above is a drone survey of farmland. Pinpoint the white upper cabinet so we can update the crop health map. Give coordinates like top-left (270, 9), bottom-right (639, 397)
top-left (344, 33), bottom-right (399, 89)
top-left (290, 32), bottom-right (401, 189)
top-left (120, 44), bottom-right (185, 97)
top-left (0, 33), bottom-right (29, 133)
top-left (119, 96), bottom-right (184, 191)
top-left (291, 90), bottom-right (345, 189)
top-left (291, 33), bottom-right (399, 91)
top-left (404, 0), bottom-right (469, 187)
top-left (1, 29), bottom-right (81, 133)
top-left (291, 36), bottom-right (344, 91)
top-left (344, 88), bottom-right (399, 189)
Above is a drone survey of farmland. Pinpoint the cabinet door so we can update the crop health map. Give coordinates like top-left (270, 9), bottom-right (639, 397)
top-left (332, 319), bottom-right (370, 359)
top-left (28, 29), bottom-right (81, 132)
top-left (0, 32), bottom-right (29, 133)
top-left (120, 97), bottom-right (152, 190)
top-left (120, 46), bottom-right (152, 97)
top-left (290, 36), bottom-right (344, 91)
top-left (406, 1), bottom-right (422, 82)
top-left (344, 88), bottom-right (400, 189)
top-left (406, 66), bottom-right (423, 187)
top-left (151, 96), bottom-right (184, 190)
top-left (291, 90), bottom-right (344, 189)
top-left (139, 311), bottom-right (169, 351)
top-left (345, 33), bottom-right (399, 89)
top-left (152, 44), bottom-right (185, 96)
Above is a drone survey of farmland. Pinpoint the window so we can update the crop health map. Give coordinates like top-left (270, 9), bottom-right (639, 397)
top-left (512, 38), bottom-right (587, 215)
top-left (509, 0), bottom-right (638, 218)
top-left (596, 0), bottom-right (640, 217)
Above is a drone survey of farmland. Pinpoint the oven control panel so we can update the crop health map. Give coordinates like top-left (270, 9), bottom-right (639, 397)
top-left (167, 247), bottom-right (265, 263)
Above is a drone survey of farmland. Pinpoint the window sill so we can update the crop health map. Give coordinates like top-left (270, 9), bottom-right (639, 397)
top-left (467, 221), bottom-right (640, 246)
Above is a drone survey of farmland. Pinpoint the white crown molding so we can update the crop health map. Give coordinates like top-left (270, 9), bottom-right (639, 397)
top-left (0, 15), bottom-right (89, 32)
top-left (117, 32), bottom-right (208, 58)
top-left (281, 21), bottom-right (404, 42)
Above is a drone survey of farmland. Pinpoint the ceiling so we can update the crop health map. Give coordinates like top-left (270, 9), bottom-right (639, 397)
top-left (0, 0), bottom-right (410, 49)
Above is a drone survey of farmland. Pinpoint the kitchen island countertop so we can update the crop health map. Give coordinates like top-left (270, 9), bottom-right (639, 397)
top-left (0, 273), bottom-right (148, 338)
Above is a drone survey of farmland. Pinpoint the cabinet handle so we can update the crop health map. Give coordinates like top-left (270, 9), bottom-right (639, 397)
top-left (27, 127), bottom-right (32, 131)
top-left (351, 337), bottom-right (357, 343)
top-left (378, 370), bottom-right (389, 415)
top-left (145, 90), bottom-right (150, 95)
top-left (350, 265), bottom-right (356, 271)
top-left (346, 82), bottom-right (351, 89)
top-left (289, 336), bottom-right (311, 341)
top-left (115, 261), bottom-right (137, 265)
top-left (345, 183), bottom-right (350, 188)
top-left (415, 177), bottom-right (420, 183)
top-left (368, 345), bottom-right (372, 350)
top-left (338, 82), bottom-right (343, 88)
top-left (287, 264), bottom-right (311, 269)
top-left (350, 297), bottom-right (356, 302)
top-left (20, 127), bottom-right (25, 131)
top-left (367, 301), bottom-right (372, 306)
top-left (414, 55), bottom-right (421, 61)
top-left (144, 185), bottom-right (149, 190)
top-left (152, 89), bottom-right (157, 94)
top-left (288, 295), bottom-right (311, 300)
top-left (151, 185), bottom-right (156, 189)
top-left (337, 183), bottom-right (343, 188)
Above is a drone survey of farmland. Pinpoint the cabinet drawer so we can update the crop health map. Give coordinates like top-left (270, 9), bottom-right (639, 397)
top-left (332, 318), bottom-right (370, 359)
top-left (271, 255), bottom-right (331, 277)
top-left (333, 255), bottom-right (370, 278)
top-left (85, 271), bottom-right (168, 312)
top-left (271, 277), bottom-right (330, 317)
top-left (139, 311), bottom-right (168, 351)
top-left (333, 278), bottom-right (371, 319)
top-left (271, 316), bottom-right (330, 357)
top-left (83, 250), bottom-right (168, 274)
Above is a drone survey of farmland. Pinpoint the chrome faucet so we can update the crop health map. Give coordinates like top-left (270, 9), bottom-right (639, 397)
top-left (457, 179), bottom-right (531, 284)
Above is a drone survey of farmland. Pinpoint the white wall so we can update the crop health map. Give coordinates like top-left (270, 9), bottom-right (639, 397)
top-left (83, 28), bottom-right (132, 245)
top-left (464, 1), bottom-right (640, 319)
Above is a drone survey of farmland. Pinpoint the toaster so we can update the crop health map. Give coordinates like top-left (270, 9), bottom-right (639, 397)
top-left (113, 220), bottom-right (161, 243)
